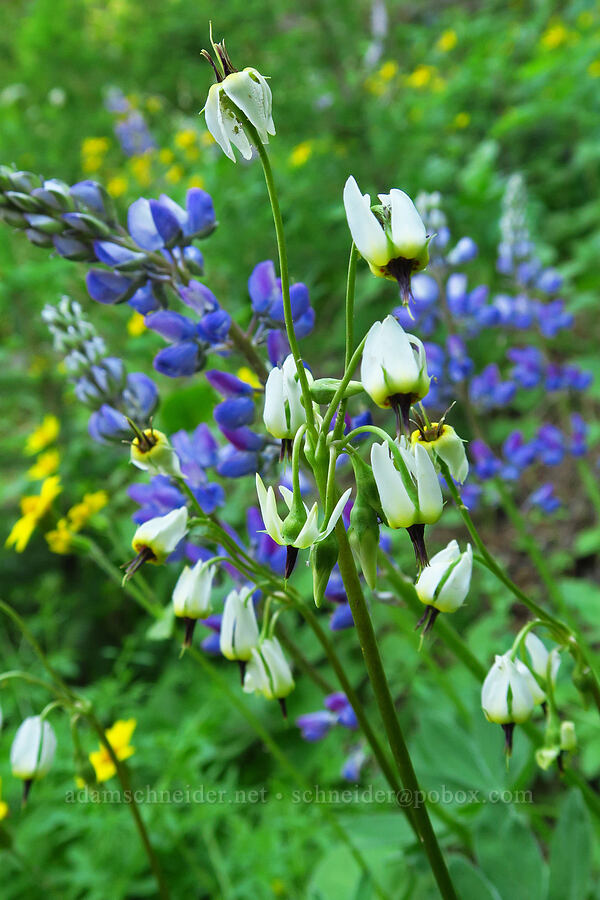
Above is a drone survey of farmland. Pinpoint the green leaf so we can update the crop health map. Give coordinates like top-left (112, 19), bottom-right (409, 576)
top-left (474, 810), bottom-right (547, 900)
top-left (548, 791), bottom-right (592, 900)
top-left (447, 857), bottom-right (501, 900)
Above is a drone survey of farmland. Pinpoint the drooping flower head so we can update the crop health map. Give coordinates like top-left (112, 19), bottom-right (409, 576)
top-left (343, 176), bottom-right (431, 302)
top-left (414, 540), bottom-right (472, 633)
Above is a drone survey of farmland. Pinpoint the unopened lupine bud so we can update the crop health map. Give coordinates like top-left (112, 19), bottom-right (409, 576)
top-left (202, 34), bottom-right (274, 162)
top-left (361, 316), bottom-right (429, 434)
top-left (220, 587), bottom-right (260, 662)
top-left (343, 176), bottom-right (431, 302)
top-left (263, 355), bottom-right (313, 458)
top-left (124, 507), bottom-right (188, 581)
top-left (371, 439), bottom-right (442, 567)
top-left (11, 716), bottom-right (57, 799)
top-left (243, 637), bottom-right (295, 715)
top-left (410, 422), bottom-right (468, 484)
top-left (130, 426), bottom-right (183, 478)
top-left (524, 632), bottom-right (560, 684)
top-left (172, 562), bottom-right (215, 646)
top-left (414, 540), bottom-right (472, 632)
top-left (481, 652), bottom-right (545, 752)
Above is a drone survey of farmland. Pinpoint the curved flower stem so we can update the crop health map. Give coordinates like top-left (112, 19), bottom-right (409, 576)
top-left (228, 319), bottom-right (269, 383)
top-left (331, 242), bottom-right (359, 442)
top-left (334, 524), bottom-right (459, 900)
top-left (87, 711), bottom-right (170, 900)
top-left (185, 644), bottom-right (391, 900)
top-left (246, 124), bottom-right (317, 444)
top-left (493, 478), bottom-right (600, 710)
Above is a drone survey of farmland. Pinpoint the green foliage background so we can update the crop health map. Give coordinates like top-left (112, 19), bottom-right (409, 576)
top-left (1, 0), bottom-right (600, 897)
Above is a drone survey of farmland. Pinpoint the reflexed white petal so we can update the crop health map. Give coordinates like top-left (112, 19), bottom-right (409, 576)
top-left (265, 487), bottom-right (285, 544)
top-left (525, 632), bottom-right (560, 683)
top-left (222, 68), bottom-right (274, 142)
top-left (204, 84), bottom-right (235, 161)
top-left (263, 366), bottom-right (287, 438)
top-left (219, 589), bottom-right (238, 659)
top-left (514, 659), bottom-right (545, 706)
top-left (435, 545), bottom-right (472, 613)
top-left (319, 487), bottom-right (352, 540)
top-left (481, 656), bottom-right (511, 723)
top-left (260, 637), bottom-right (294, 698)
top-left (243, 647), bottom-right (271, 696)
top-left (371, 442), bottom-right (416, 528)
top-left (414, 444), bottom-right (443, 524)
top-left (133, 507), bottom-right (188, 560)
top-left (343, 176), bottom-right (390, 267)
top-left (378, 316), bottom-right (420, 394)
top-left (11, 716), bottom-right (57, 780)
top-left (389, 189), bottom-right (427, 259)
top-left (509, 660), bottom-right (537, 721)
top-left (361, 321), bottom-right (389, 407)
top-left (295, 503), bottom-right (320, 548)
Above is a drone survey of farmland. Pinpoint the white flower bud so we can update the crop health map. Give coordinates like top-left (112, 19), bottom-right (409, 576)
top-left (370, 440), bottom-right (442, 529)
top-left (243, 637), bottom-right (294, 701)
top-left (411, 423), bottom-right (469, 484)
top-left (172, 562), bottom-right (215, 619)
top-left (131, 507), bottom-right (188, 566)
top-left (130, 428), bottom-right (183, 479)
top-left (263, 355), bottom-right (312, 440)
top-left (481, 653), bottom-right (543, 725)
top-left (361, 316), bottom-right (430, 409)
top-left (415, 540), bottom-right (472, 613)
top-left (525, 632), bottom-right (560, 684)
top-left (204, 68), bottom-right (275, 162)
top-left (11, 716), bottom-right (57, 780)
top-left (220, 587), bottom-right (260, 661)
top-left (560, 720), bottom-right (576, 752)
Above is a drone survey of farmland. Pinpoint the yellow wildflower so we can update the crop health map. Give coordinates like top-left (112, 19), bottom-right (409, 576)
top-left (67, 490), bottom-right (109, 530)
top-left (184, 146), bottom-right (199, 161)
top-left (83, 491), bottom-right (109, 514)
top-left (406, 65), bottom-right (437, 89)
top-left (107, 175), bottom-right (128, 198)
top-left (165, 165), bottom-right (184, 184)
top-left (588, 60), bottom-right (600, 78)
top-left (128, 312), bottom-right (146, 336)
top-left (453, 111), bottom-right (471, 129)
top-left (28, 448), bottom-right (60, 480)
top-left (378, 60), bottom-right (398, 81)
top-left (158, 148), bottom-right (175, 165)
top-left (0, 778), bottom-right (9, 821)
top-left (89, 719), bottom-right (136, 782)
top-left (188, 175), bottom-right (206, 190)
top-left (145, 95), bottom-right (163, 113)
top-left (289, 141), bottom-right (313, 168)
top-left (237, 367), bottom-right (262, 390)
top-left (82, 137), bottom-right (109, 157)
top-left (129, 154), bottom-right (152, 187)
top-left (437, 29), bottom-right (458, 52)
top-left (25, 415), bottom-right (60, 455)
top-left (174, 129), bottom-right (197, 150)
top-left (6, 476), bottom-right (62, 552)
top-left (364, 76), bottom-right (385, 96)
top-left (541, 22), bottom-right (569, 49)
top-left (200, 131), bottom-right (215, 147)
top-left (45, 519), bottom-right (73, 555)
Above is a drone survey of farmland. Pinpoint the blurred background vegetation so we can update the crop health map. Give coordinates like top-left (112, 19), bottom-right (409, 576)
top-left (1, 0), bottom-right (600, 897)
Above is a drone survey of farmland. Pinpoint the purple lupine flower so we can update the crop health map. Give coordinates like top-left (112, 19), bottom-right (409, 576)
top-left (178, 280), bottom-right (219, 316)
top-left (570, 414), bottom-right (588, 457)
top-left (537, 300), bottom-right (573, 338)
top-left (128, 476), bottom-right (187, 524)
top-left (216, 445), bottom-right (260, 478)
top-left (93, 240), bottom-right (146, 268)
top-left (196, 309), bottom-right (231, 344)
top-left (214, 397), bottom-right (255, 430)
top-left (503, 431), bottom-right (537, 469)
top-left (529, 483), bottom-right (561, 514)
top-left (508, 346), bottom-right (544, 389)
top-left (145, 310), bottom-right (197, 342)
top-left (460, 483), bottom-right (482, 510)
top-left (446, 335), bottom-right (473, 383)
top-left (153, 341), bottom-right (200, 377)
top-left (324, 694), bottom-right (358, 729)
top-left (121, 373), bottom-right (159, 420)
top-left (470, 440), bottom-right (502, 480)
top-left (447, 236), bottom-right (478, 265)
top-left (535, 425), bottom-right (565, 466)
top-left (470, 365), bottom-right (516, 409)
top-left (267, 329), bottom-right (290, 367)
top-left (86, 270), bottom-right (137, 304)
top-left (537, 268), bottom-right (563, 294)
top-left (115, 111), bottom-right (156, 156)
top-left (296, 711), bottom-right (336, 742)
top-left (88, 403), bottom-right (130, 443)
top-left (562, 365), bottom-right (592, 391)
top-left (341, 748), bottom-right (367, 782)
top-left (206, 370), bottom-right (255, 397)
top-left (446, 273), bottom-right (469, 317)
top-left (248, 260), bottom-right (315, 337)
top-left (128, 197), bottom-right (182, 251)
top-left (330, 603), bottom-right (354, 631)
top-left (171, 424), bottom-right (219, 476)
top-left (128, 281), bottom-right (160, 314)
top-left (220, 426), bottom-right (265, 452)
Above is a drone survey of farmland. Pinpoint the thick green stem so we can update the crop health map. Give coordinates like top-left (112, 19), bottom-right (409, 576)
top-left (228, 319), bottom-right (269, 383)
top-left (334, 524), bottom-right (458, 900)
